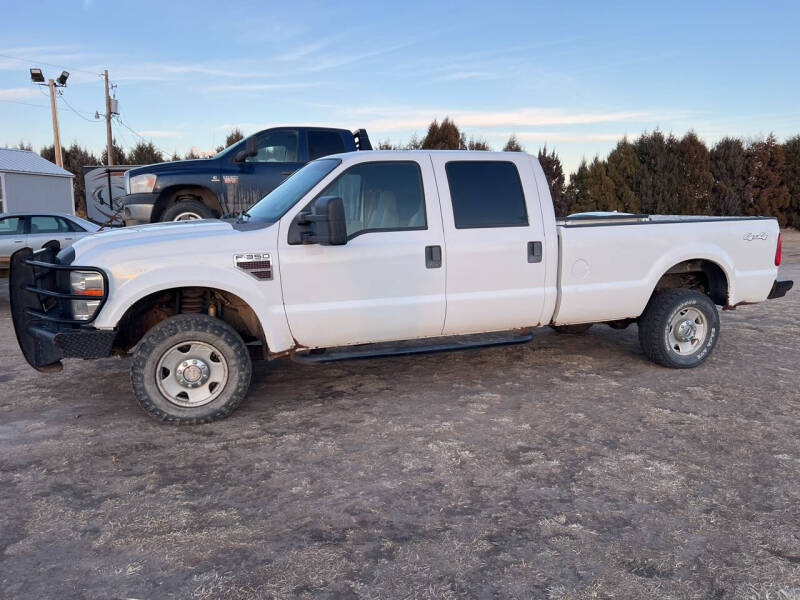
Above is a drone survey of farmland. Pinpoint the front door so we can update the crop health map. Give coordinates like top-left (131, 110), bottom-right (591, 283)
top-left (430, 154), bottom-right (549, 335)
top-left (222, 129), bottom-right (304, 214)
top-left (278, 157), bottom-right (446, 348)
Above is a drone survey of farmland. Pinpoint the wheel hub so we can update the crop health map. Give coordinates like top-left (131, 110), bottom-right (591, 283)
top-left (176, 359), bottom-right (210, 388)
top-left (674, 319), bottom-right (697, 342)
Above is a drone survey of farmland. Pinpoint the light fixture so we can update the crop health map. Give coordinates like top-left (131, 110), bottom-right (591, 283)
top-left (56, 71), bottom-right (69, 86)
top-left (30, 68), bottom-right (45, 83)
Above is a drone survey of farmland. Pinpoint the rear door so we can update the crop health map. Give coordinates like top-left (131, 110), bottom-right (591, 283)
top-left (307, 129), bottom-right (348, 160)
top-left (278, 156), bottom-right (446, 348)
top-left (430, 154), bottom-right (548, 335)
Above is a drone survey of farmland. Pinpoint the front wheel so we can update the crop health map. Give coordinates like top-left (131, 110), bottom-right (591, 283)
top-left (638, 288), bottom-right (720, 368)
top-left (131, 314), bottom-right (252, 423)
top-left (160, 198), bottom-right (216, 222)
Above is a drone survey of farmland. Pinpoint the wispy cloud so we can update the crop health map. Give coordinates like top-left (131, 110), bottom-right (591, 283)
top-left (138, 130), bottom-right (181, 138)
top-left (207, 82), bottom-right (321, 92)
top-left (0, 87), bottom-right (39, 100)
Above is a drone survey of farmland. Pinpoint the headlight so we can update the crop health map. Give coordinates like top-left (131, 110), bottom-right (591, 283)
top-left (70, 271), bottom-right (105, 321)
top-left (129, 173), bottom-right (157, 194)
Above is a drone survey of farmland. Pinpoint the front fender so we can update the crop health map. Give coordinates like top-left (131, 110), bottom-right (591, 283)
top-left (94, 264), bottom-right (295, 354)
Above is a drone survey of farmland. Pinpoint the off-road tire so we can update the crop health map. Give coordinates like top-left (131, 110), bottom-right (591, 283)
top-left (131, 314), bottom-right (252, 424)
top-left (638, 288), bottom-right (719, 368)
top-left (551, 323), bottom-right (593, 334)
top-left (160, 198), bottom-right (216, 222)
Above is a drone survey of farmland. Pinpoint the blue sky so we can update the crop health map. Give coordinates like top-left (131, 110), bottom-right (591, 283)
top-left (1, 0), bottom-right (798, 174)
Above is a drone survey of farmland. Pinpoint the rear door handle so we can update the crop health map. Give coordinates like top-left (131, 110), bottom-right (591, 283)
top-left (425, 245), bottom-right (442, 269)
top-left (527, 241), bottom-right (542, 263)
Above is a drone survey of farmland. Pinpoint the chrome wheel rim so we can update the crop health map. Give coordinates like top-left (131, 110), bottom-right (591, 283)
top-left (156, 341), bottom-right (228, 407)
top-left (173, 212), bottom-right (202, 221)
top-left (667, 307), bottom-right (707, 356)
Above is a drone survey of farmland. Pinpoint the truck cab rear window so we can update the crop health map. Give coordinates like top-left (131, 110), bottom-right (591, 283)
top-left (308, 131), bottom-right (346, 161)
top-left (445, 161), bottom-right (528, 229)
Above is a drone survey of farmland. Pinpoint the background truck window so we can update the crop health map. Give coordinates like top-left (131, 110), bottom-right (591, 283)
top-left (445, 161), bottom-right (528, 229)
top-left (247, 130), bottom-right (299, 163)
top-left (318, 161), bottom-right (426, 238)
top-left (308, 131), bottom-right (346, 160)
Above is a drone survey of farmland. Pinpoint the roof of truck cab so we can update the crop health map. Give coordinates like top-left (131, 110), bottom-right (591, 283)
top-left (323, 150), bottom-right (533, 160)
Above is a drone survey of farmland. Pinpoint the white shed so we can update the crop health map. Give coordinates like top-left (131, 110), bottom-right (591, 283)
top-left (0, 148), bottom-right (75, 215)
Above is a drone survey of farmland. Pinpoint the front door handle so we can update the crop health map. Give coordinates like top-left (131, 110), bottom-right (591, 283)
top-left (527, 241), bottom-right (542, 263)
top-left (425, 245), bottom-right (442, 269)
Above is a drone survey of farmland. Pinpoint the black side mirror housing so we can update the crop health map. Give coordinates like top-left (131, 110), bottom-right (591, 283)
top-left (234, 136), bottom-right (258, 162)
top-left (290, 196), bottom-right (347, 245)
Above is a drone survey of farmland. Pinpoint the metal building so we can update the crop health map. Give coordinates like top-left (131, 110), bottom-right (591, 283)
top-left (0, 148), bottom-right (74, 215)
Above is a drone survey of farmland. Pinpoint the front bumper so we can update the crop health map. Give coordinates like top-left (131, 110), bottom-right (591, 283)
top-left (767, 279), bottom-right (793, 300)
top-left (9, 244), bottom-right (115, 372)
top-left (121, 192), bottom-right (158, 225)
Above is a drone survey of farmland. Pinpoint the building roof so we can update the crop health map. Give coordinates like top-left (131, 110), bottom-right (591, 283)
top-left (0, 148), bottom-right (74, 178)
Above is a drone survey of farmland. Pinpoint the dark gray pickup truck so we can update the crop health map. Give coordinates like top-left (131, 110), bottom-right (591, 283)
top-left (122, 127), bottom-right (371, 224)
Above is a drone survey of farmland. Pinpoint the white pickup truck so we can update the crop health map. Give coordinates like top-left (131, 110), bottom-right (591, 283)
top-left (10, 151), bottom-right (792, 423)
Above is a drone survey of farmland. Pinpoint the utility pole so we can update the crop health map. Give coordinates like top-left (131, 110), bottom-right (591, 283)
top-left (47, 78), bottom-right (63, 168)
top-left (104, 70), bottom-right (114, 166)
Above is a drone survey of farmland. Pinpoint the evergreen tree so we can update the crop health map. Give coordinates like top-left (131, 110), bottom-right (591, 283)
top-left (565, 160), bottom-right (590, 215)
top-left (503, 134), bottom-right (524, 152)
top-left (746, 134), bottom-right (791, 225)
top-left (537, 146), bottom-right (568, 216)
top-left (100, 138), bottom-right (127, 165)
top-left (421, 118), bottom-right (466, 149)
top-left (606, 138), bottom-right (641, 213)
top-left (467, 136), bottom-right (490, 151)
top-left (170, 151), bottom-right (181, 161)
top-left (782, 135), bottom-right (800, 227)
top-left (710, 137), bottom-right (748, 216)
top-left (185, 148), bottom-right (200, 159)
top-left (633, 130), bottom-right (681, 214)
top-left (126, 141), bottom-right (164, 165)
top-left (676, 131), bottom-right (714, 214)
top-left (216, 128), bottom-right (245, 153)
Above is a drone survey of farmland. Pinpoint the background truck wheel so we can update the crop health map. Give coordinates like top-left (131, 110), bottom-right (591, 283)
top-left (160, 198), bottom-right (215, 222)
top-left (551, 323), bottom-right (593, 334)
top-left (131, 314), bottom-right (252, 424)
top-left (638, 288), bottom-right (719, 368)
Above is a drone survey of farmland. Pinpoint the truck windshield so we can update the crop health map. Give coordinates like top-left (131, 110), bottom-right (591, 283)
top-left (245, 158), bottom-right (341, 222)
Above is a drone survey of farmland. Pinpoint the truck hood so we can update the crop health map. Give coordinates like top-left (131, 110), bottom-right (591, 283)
top-left (127, 158), bottom-right (216, 177)
top-left (70, 219), bottom-right (236, 262)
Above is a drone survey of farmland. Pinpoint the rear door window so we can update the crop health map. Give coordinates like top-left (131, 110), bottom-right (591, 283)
top-left (445, 161), bottom-right (528, 229)
top-left (308, 131), bottom-right (347, 161)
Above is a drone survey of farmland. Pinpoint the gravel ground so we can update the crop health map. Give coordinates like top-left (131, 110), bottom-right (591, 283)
top-left (1, 231), bottom-right (799, 600)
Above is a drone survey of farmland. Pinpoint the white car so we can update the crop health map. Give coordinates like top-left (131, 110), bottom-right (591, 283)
top-left (0, 212), bottom-right (99, 276)
top-left (9, 151), bottom-right (793, 423)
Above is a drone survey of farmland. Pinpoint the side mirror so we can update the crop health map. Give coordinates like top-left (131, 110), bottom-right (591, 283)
top-left (234, 136), bottom-right (258, 162)
top-left (292, 196), bottom-right (347, 245)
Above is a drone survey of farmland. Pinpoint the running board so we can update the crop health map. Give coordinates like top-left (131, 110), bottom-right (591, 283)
top-left (291, 331), bottom-right (534, 364)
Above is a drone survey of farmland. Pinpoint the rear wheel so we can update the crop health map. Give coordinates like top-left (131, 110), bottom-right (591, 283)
top-left (638, 288), bottom-right (719, 368)
top-left (160, 198), bottom-right (215, 222)
top-left (131, 314), bottom-right (252, 423)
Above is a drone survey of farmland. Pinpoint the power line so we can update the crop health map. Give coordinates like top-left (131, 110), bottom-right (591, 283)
top-left (0, 98), bottom-right (49, 108)
top-left (57, 93), bottom-right (100, 123)
top-left (0, 52), bottom-right (102, 77)
top-left (114, 115), bottom-right (169, 155)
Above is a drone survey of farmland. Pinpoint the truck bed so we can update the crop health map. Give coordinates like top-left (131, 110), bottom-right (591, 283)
top-left (552, 214), bottom-right (780, 325)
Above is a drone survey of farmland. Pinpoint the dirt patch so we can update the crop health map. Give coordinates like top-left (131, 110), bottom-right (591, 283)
top-left (0, 234), bottom-right (798, 599)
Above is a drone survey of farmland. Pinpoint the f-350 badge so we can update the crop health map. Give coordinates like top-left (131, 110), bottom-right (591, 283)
top-left (743, 232), bottom-right (769, 241)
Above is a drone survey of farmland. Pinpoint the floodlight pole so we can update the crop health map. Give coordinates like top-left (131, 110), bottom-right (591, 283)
top-left (104, 70), bottom-right (114, 166)
top-left (48, 78), bottom-right (63, 168)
